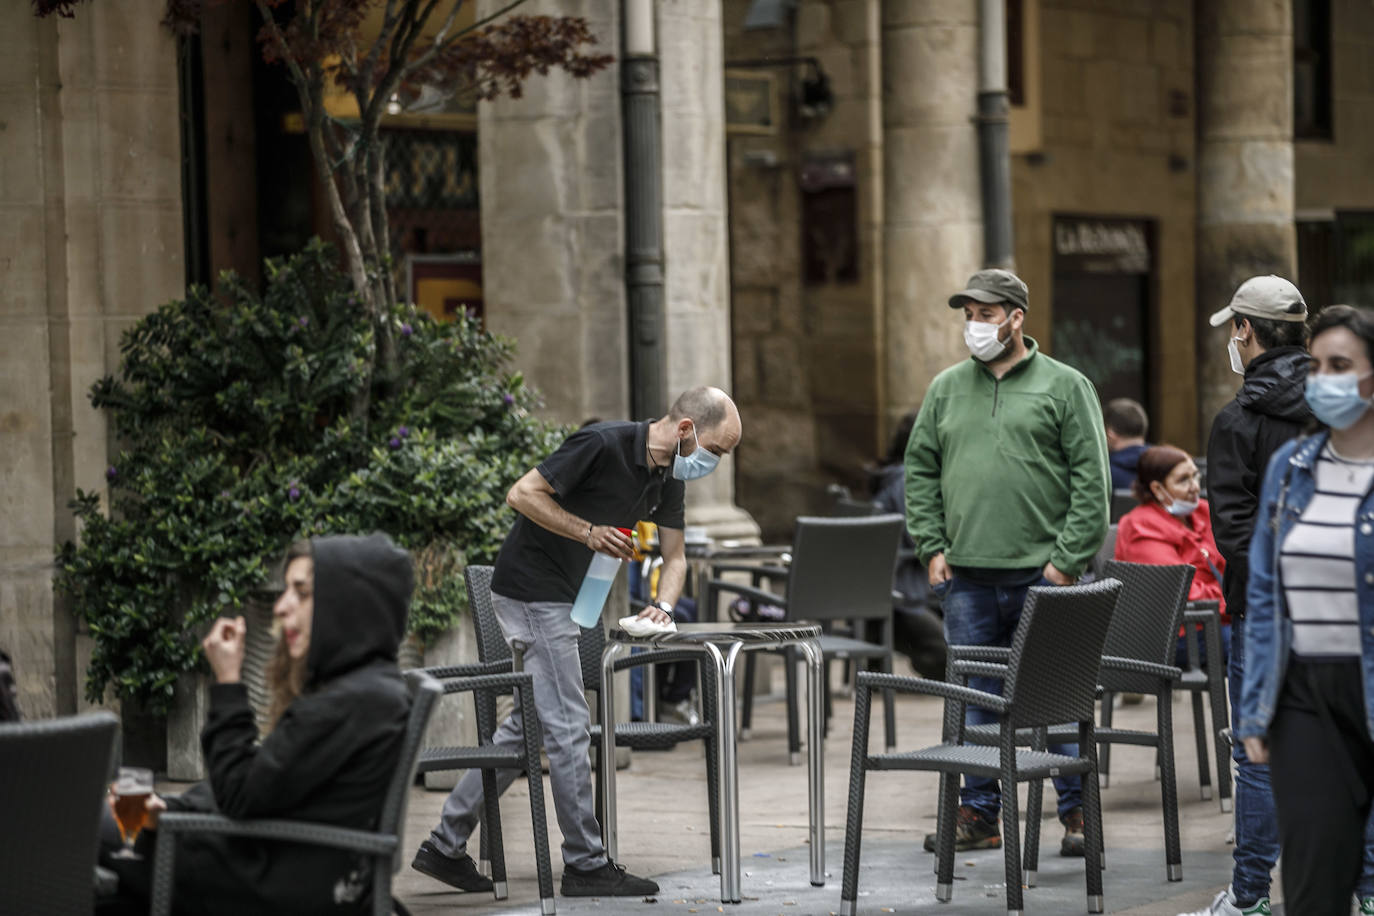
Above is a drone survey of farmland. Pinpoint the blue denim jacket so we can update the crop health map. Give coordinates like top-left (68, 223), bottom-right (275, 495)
top-left (1239, 430), bottom-right (1374, 741)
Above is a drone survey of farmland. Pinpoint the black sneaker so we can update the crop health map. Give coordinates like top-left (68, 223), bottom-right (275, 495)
top-left (923, 804), bottom-right (1001, 852)
top-left (560, 859), bottom-right (660, 897)
top-left (411, 840), bottom-right (494, 893)
top-left (1060, 806), bottom-right (1086, 857)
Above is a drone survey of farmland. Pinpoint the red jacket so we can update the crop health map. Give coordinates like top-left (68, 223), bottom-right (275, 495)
top-left (1114, 498), bottom-right (1229, 624)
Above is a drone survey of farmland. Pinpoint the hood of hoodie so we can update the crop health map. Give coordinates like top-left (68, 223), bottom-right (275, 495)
top-left (1235, 346), bottom-right (1312, 424)
top-left (306, 533), bottom-right (412, 687)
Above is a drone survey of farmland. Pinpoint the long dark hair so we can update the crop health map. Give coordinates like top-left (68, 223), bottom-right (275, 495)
top-left (1132, 444), bottom-right (1193, 505)
top-left (266, 539), bottom-right (312, 730)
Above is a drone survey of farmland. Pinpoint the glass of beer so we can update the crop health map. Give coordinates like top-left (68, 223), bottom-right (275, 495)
top-left (110, 767), bottom-right (154, 859)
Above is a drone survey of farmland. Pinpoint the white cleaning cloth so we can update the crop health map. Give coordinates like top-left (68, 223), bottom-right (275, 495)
top-left (617, 615), bottom-right (678, 638)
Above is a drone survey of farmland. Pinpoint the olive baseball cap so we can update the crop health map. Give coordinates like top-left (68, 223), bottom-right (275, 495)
top-left (948, 268), bottom-right (1030, 312)
top-left (1207, 275), bottom-right (1307, 327)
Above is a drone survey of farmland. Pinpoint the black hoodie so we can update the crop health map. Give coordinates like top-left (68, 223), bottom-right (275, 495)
top-left (1205, 346), bottom-right (1312, 619)
top-left (161, 533), bottom-right (413, 915)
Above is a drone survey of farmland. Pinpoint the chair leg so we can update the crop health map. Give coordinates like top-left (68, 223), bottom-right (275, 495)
top-left (521, 692), bottom-right (557, 915)
top-left (839, 683), bottom-right (873, 916)
top-left (882, 655), bottom-right (897, 753)
top-left (480, 769), bottom-right (509, 900)
top-left (477, 808), bottom-right (490, 876)
top-left (1189, 690), bottom-right (1212, 801)
top-left (1082, 725), bottom-right (1105, 913)
top-left (1098, 691), bottom-right (1114, 789)
top-left (1157, 686), bottom-right (1183, 882)
top-left (740, 653), bottom-right (757, 739)
top-left (706, 731), bottom-right (722, 875)
top-left (785, 648), bottom-right (801, 766)
top-left (1023, 728), bottom-right (1046, 886)
top-left (935, 766), bottom-right (961, 901)
top-left (823, 659), bottom-right (834, 736)
top-left (1207, 671), bottom-right (1233, 812)
top-left (999, 752), bottom-right (1024, 914)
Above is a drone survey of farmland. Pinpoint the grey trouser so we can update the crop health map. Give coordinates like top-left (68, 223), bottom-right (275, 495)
top-left (428, 592), bottom-right (607, 870)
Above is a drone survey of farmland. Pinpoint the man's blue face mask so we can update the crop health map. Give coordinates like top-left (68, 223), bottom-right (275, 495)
top-left (672, 422), bottom-right (719, 481)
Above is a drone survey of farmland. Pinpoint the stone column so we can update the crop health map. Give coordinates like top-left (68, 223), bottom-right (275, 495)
top-left (659, 0), bottom-right (758, 539)
top-left (1196, 0), bottom-right (1296, 439)
top-left (880, 0), bottom-right (984, 431)
top-left (478, 0), bottom-right (629, 424)
top-left (0, 0), bottom-right (182, 718)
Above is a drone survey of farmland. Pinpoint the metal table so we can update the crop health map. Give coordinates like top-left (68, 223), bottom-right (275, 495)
top-left (599, 622), bottom-right (825, 904)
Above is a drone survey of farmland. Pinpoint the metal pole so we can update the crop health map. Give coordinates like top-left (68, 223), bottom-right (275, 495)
top-left (622, 0), bottom-right (667, 420)
top-left (977, 0), bottom-right (1014, 269)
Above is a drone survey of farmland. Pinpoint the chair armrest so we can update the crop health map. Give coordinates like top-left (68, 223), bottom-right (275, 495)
top-left (703, 578), bottom-right (787, 609)
top-left (707, 544), bottom-right (790, 561)
top-left (708, 562), bottom-right (790, 580)
top-left (411, 659), bottom-right (511, 680)
top-left (855, 670), bottom-right (1007, 714)
top-left (947, 645), bottom-right (1012, 663)
top-left (610, 647), bottom-right (713, 672)
top-left (151, 813), bottom-right (398, 916)
top-left (1099, 656), bottom-right (1181, 683)
top-left (429, 670), bottom-right (535, 697)
top-left (948, 660), bottom-right (1009, 681)
top-left (1184, 600), bottom-right (1220, 612)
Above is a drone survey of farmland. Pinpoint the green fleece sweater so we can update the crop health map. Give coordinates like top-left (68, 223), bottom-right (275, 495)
top-left (905, 337), bottom-right (1109, 577)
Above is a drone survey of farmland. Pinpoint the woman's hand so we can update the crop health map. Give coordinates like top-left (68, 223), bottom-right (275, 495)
top-left (1241, 735), bottom-right (1269, 764)
top-left (202, 616), bottom-right (247, 684)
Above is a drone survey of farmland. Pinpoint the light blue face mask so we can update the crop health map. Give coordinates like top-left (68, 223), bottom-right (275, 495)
top-left (1305, 372), bottom-right (1373, 429)
top-left (672, 423), bottom-right (720, 481)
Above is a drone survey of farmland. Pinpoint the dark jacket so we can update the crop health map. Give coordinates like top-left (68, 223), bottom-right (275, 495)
top-left (164, 534), bottom-right (413, 915)
top-left (1109, 443), bottom-right (1149, 490)
top-left (1205, 346), bottom-right (1310, 619)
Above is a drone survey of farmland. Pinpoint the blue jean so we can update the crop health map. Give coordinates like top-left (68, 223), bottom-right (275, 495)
top-left (1229, 615), bottom-right (1281, 904)
top-left (938, 574), bottom-right (1082, 821)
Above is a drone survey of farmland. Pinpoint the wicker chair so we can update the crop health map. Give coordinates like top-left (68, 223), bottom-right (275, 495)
top-left (151, 670), bottom-right (442, 916)
top-left (1176, 599), bottom-right (1232, 811)
top-left (954, 560), bottom-right (1192, 883)
top-left (464, 564), bottom-right (721, 874)
top-left (839, 579), bottom-right (1122, 916)
top-left (0, 710), bottom-right (119, 916)
top-left (705, 514), bottom-right (904, 763)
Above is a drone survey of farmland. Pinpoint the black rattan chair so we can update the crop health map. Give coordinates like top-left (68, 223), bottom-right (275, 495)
top-left (706, 514), bottom-right (904, 762)
top-left (464, 564), bottom-right (722, 875)
top-left (152, 670), bottom-right (443, 916)
top-left (839, 579), bottom-right (1122, 916)
top-left (954, 560), bottom-right (1192, 883)
top-left (1, 710), bottom-right (119, 916)
top-left (1176, 598), bottom-right (1232, 811)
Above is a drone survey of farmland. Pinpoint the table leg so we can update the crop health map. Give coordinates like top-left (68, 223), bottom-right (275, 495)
top-left (706, 640), bottom-right (743, 904)
top-left (599, 641), bottom-right (627, 862)
top-left (798, 637), bottom-right (826, 886)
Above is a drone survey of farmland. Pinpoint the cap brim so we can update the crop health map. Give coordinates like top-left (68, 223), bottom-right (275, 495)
top-left (949, 288), bottom-right (1009, 308)
top-left (1208, 305), bottom-right (1234, 327)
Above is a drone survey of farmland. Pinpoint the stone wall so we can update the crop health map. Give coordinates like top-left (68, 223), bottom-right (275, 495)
top-left (1295, 0), bottom-right (1374, 212)
top-left (0, 0), bottom-right (183, 717)
top-left (1013, 0), bottom-right (1200, 450)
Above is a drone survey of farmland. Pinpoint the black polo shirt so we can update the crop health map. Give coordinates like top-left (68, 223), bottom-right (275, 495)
top-left (490, 421), bottom-right (685, 603)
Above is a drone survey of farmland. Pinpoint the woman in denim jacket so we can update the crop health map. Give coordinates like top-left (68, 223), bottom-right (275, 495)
top-left (1242, 305), bottom-right (1374, 916)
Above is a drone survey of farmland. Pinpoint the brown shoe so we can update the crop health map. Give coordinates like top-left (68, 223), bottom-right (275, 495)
top-left (923, 805), bottom-right (1001, 852)
top-left (1060, 806), bottom-right (1085, 857)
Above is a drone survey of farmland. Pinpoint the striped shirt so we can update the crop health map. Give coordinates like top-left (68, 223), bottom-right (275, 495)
top-left (1279, 444), bottom-right (1373, 658)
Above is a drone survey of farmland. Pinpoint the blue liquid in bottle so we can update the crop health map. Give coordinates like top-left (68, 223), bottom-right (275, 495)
top-left (571, 552), bottom-right (621, 628)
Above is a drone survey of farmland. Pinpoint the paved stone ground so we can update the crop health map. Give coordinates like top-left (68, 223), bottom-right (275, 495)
top-left (393, 678), bottom-right (1308, 916)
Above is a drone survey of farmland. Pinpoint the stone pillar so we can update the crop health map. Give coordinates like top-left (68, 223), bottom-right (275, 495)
top-left (1196, 0), bottom-right (1296, 440)
top-left (478, 0), bottom-right (629, 424)
top-left (659, 0), bottom-right (758, 539)
top-left (880, 0), bottom-right (984, 431)
top-left (0, 0), bottom-right (182, 718)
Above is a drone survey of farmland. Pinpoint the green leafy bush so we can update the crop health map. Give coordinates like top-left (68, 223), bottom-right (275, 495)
top-left (56, 240), bottom-right (564, 713)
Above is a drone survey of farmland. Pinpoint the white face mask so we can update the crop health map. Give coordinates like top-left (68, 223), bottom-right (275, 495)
top-left (1227, 336), bottom-right (1246, 375)
top-left (1165, 496), bottom-right (1199, 518)
top-left (964, 314), bottom-right (1013, 362)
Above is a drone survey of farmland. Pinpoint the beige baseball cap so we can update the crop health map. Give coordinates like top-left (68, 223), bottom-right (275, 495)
top-left (1207, 275), bottom-right (1308, 327)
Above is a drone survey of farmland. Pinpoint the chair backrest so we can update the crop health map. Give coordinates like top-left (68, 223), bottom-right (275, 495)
top-left (578, 620), bottom-right (608, 694)
top-left (0, 710), bottom-right (119, 915)
top-left (464, 565), bottom-right (512, 665)
top-left (786, 514), bottom-right (905, 622)
top-left (380, 671), bottom-right (441, 874)
top-left (1110, 490), bottom-right (1137, 524)
top-left (1004, 579), bottom-right (1122, 730)
top-left (1088, 524), bottom-right (1119, 580)
top-left (1100, 560), bottom-right (1193, 665)
top-left (831, 497), bottom-right (879, 518)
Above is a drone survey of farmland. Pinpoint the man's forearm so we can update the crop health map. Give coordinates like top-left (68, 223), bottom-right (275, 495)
top-left (510, 486), bottom-right (592, 544)
top-left (655, 556), bottom-right (687, 606)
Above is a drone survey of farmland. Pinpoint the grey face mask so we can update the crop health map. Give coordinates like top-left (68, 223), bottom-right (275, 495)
top-left (672, 423), bottom-right (719, 481)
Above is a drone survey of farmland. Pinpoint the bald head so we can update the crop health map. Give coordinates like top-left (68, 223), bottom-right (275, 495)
top-left (668, 386), bottom-right (742, 456)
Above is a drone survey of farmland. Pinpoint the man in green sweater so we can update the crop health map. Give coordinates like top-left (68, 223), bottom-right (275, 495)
top-left (905, 268), bottom-right (1110, 856)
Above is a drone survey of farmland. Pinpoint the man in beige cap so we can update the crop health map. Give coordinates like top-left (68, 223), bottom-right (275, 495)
top-left (1190, 275), bottom-right (1309, 916)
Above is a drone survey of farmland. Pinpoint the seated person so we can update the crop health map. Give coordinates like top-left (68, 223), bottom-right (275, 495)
top-left (1114, 445), bottom-right (1231, 667)
top-left (99, 534), bottom-right (413, 915)
top-left (871, 410), bottom-right (946, 680)
top-left (1104, 397), bottom-right (1151, 490)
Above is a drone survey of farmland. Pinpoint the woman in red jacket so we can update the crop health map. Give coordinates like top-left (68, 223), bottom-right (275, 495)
top-left (1114, 444), bottom-right (1232, 666)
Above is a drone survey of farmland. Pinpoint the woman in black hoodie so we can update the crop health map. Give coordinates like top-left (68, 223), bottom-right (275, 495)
top-left (102, 533), bottom-right (413, 915)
